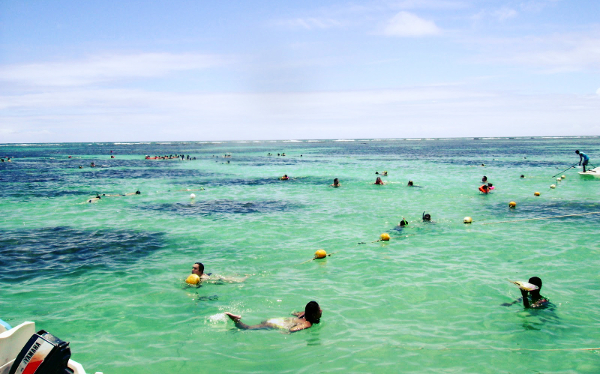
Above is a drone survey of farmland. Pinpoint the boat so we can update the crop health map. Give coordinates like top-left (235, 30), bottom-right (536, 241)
top-left (0, 320), bottom-right (100, 374)
top-left (578, 167), bottom-right (600, 176)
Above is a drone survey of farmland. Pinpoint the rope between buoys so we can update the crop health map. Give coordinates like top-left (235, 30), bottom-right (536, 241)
top-left (396, 346), bottom-right (600, 352)
top-left (480, 211), bottom-right (600, 225)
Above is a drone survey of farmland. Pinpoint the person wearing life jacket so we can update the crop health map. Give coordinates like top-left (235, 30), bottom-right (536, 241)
top-left (280, 174), bottom-right (289, 180)
top-left (479, 184), bottom-right (490, 194)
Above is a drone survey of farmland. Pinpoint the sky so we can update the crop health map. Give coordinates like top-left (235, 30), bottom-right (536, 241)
top-left (1, 0), bottom-right (599, 142)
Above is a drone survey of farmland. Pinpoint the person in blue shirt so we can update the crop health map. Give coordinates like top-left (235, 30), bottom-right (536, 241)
top-left (576, 150), bottom-right (590, 172)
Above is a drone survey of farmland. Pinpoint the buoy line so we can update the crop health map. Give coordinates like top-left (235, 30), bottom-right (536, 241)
top-left (480, 211), bottom-right (600, 225)
top-left (395, 346), bottom-right (600, 352)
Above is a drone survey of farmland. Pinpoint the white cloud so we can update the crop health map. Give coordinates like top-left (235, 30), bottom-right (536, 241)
top-left (471, 32), bottom-right (600, 72)
top-left (276, 17), bottom-right (343, 30)
top-left (383, 11), bottom-right (441, 37)
top-left (2, 85), bottom-right (599, 142)
top-left (0, 53), bottom-right (224, 87)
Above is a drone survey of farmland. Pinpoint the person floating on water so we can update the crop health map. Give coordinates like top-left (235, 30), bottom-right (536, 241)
top-left (374, 177), bottom-right (384, 185)
top-left (576, 150), bottom-right (590, 172)
top-left (280, 174), bottom-right (289, 180)
top-left (502, 277), bottom-right (550, 309)
top-left (331, 178), bottom-right (341, 187)
top-left (86, 195), bottom-right (101, 203)
top-left (479, 184), bottom-right (490, 194)
top-left (225, 301), bottom-right (321, 333)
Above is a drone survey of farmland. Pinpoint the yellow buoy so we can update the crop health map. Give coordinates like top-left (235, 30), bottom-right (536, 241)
top-left (550, 184), bottom-right (556, 189)
top-left (315, 249), bottom-right (327, 259)
top-left (186, 274), bottom-right (201, 285)
top-left (562, 175), bottom-right (566, 179)
top-left (534, 192), bottom-right (540, 196)
top-left (463, 217), bottom-right (472, 224)
top-left (380, 233), bottom-right (390, 241)
top-left (556, 177), bottom-right (561, 182)
top-left (509, 201), bottom-right (516, 208)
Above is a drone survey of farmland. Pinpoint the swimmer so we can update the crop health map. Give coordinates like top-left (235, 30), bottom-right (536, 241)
top-left (280, 174), bottom-right (289, 180)
top-left (407, 180), bottom-right (413, 186)
top-left (502, 276), bottom-right (550, 309)
top-left (90, 162), bottom-right (95, 167)
top-left (123, 190), bottom-right (141, 196)
top-left (383, 171), bottom-right (388, 176)
top-left (86, 195), bottom-right (101, 203)
top-left (487, 183), bottom-right (494, 190)
top-left (479, 184), bottom-right (490, 194)
top-left (422, 212), bottom-right (431, 221)
top-left (482, 176), bottom-right (487, 183)
top-left (374, 177), bottom-right (384, 185)
top-left (225, 301), bottom-right (321, 333)
top-left (331, 178), bottom-right (341, 187)
top-left (398, 218), bottom-right (408, 227)
top-left (192, 262), bottom-right (247, 283)
top-left (192, 262), bottom-right (211, 281)
top-left (520, 175), bottom-right (525, 178)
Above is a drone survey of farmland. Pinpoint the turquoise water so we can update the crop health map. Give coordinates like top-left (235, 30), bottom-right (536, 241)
top-left (1, 137), bottom-right (600, 373)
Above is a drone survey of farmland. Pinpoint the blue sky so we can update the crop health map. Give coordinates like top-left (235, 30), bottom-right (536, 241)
top-left (1, 0), bottom-right (599, 142)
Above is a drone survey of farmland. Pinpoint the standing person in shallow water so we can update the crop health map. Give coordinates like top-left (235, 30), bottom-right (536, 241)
top-left (576, 150), bottom-right (590, 172)
top-left (501, 276), bottom-right (550, 309)
top-left (226, 301), bottom-right (321, 332)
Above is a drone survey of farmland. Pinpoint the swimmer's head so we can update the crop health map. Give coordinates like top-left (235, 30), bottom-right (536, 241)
top-left (423, 213), bottom-right (431, 221)
top-left (192, 262), bottom-right (204, 276)
top-left (96, 195), bottom-right (101, 199)
top-left (528, 276), bottom-right (542, 290)
top-left (399, 219), bottom-right (408, 227)
top-left (136, 190), bottom-right (141, 195)
top-left (488, 183), bottom-right (493, 187)
top-left (333, 178), bottom-right (339, 184)
top-left (305, 301), bottom-right (321, 324)
top-left (520, 175), bottom-right (525, 178)
top-left (575, 150), bottom-right (580, 154)
top-left (408, 180), bottom-right (413, 186)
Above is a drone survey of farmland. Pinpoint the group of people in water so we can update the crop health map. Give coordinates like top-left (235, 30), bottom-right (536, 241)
top-left (189, 262), bottom-right (320, 332)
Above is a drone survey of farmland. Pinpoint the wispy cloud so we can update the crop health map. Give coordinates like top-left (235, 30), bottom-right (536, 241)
top-left (472, 6), bottom-right (518, 21)
top-left (275, 17), bottom-right (343, 30)
top-left (471, 32), bottom-right (600, 72)
top-left (0, 53), bottom-right (225, 87)
top-left (382, 11), bottom-right (441, 37)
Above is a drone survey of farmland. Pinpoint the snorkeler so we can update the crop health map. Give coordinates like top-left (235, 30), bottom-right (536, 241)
top-left (398, 218), bottom-right (408, 227)
top-left (331, 178), bottom-right (341, 187)
top-left (225, 301), bottom-right (321, 333)
top-left (502, 277), bottom-right (549, 309)
top-left (422, 212), bottom-right (431, 221)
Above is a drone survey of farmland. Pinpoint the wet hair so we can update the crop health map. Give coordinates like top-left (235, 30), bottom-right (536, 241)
top-left (482, 176), bottom-right (487, 182)
top-left (575, 150), bottom-right (580, 154)
top-left (136, 190), bottom-right (141, 194)
top-left (487, 183), bottom-right (493, 187)
top-left (399, 218), bottom-right (408, 227)
top-left (528, 276), bottom-right (542, 290)
top-left (304, 301), bottom-right (321, 324)
top-left (520, 175), bottom-right (524, 178)
top-left (194, 262), bottom-right (204, 274)
top-left (408, 181), bottom-right (413, 186)
top-left (333, 178), bottom-right (339, 184)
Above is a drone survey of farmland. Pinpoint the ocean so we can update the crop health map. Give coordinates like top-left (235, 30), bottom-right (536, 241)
top-left (1, 137), bottom-right (599, 373)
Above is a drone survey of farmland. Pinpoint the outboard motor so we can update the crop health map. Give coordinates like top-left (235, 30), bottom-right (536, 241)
top-left (9, 330), bottom-right (72, 374)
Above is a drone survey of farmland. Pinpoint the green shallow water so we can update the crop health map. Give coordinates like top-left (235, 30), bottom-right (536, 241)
top-left (1, 138), bottom-right (600, 373)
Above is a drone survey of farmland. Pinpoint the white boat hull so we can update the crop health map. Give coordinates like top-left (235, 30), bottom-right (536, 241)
top-left (578, 167), bottom-right (600, 176)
